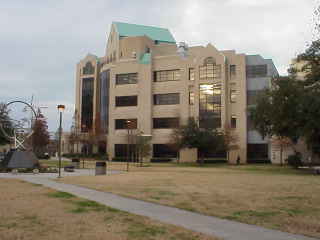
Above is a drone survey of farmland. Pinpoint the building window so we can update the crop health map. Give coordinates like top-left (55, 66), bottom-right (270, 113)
top-left (189, 68), bottom-right (195, 81)
top-left (247, 144), bottom-right (268, 160)
top-left (82, 62), bottom-right (95, 75)
top-left (116, 73), bottom-right (138, 85)
top-left (189, 92), bottom-right (195, 105)
top-left (247, 90), bottom-right (263, 105)
top-left (231, 115), bottom-right (237, 128)
top-left (115, 144), bottom-right (137, 159)
top-left (247, 115), bottom-right (255, 130)
top-left (199, 60), bottom-right (221, 81)
top-left (153, 118), bottom-right (179, 129)
top-left (246, 65), bottom-right (267, 78)
top-left (115, 96), bottom-right (138, 107)
top-left (154, 70), bottom-right (180, 82)
top-left (230, 90), bottom-right (237, 103)
top-left (81, 78), bottom-right (94, 132)
top-left (199, 84), bottom-right (221, 128)
top-left (154, 93), bottom-right (180, 105)
top-left (115, 119), bottom-right (137, 130)
top-left (153, 144), bottom-right (178, 158)
top-left (230, 65), bottom-right (236, 77)
top-left (100, 70), bottom-right (110, 133)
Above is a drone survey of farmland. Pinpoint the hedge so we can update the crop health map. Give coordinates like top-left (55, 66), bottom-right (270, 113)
top-left (247, 159), bottom-right (271, 164)
top-left (62, 153), bottom-right (108, 160)
top-left (150, 158), bottom-right (174, 163)
top-left (196, 159), bottom-right (227, 164)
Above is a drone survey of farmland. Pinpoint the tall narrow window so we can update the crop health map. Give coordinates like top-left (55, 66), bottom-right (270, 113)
top-left (230, 90), bottom-right (237, 103)
top-left (199, 84), bottom-right (221, 128)
top-left (189, 68), bottom-right (195, 81)
top-left (199, 63), bottom-right (221, 80)
top-left (81, 78), bottom-right (94, 132)
top-left (189, 92), bottom-right (195, 105)
top-left (113, 51), bottom-right (116, 61)
top-left (231, 115), bottom-right (237, 128)
top-left (230, 65), bottom-right (236, 77)
top-left (100, 70), bottom-right (110, 133)
top-left (82, 62), bottom-right (95, 75)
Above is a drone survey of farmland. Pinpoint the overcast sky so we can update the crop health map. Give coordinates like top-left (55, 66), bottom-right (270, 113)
top-left (0, 0), bottom-right (316, 132)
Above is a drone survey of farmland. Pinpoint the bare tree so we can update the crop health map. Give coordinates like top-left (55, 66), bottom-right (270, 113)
top-left (271, 136), bottom-right (293, 166)
top-left (134, 131), bottom-right (152, 166)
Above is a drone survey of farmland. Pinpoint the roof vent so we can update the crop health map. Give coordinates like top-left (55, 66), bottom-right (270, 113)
top-left (177, 42), bottom-right (188, 59)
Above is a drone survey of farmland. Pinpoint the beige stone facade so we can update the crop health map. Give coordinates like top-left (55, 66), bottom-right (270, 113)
top-left (75, 22), bottom-right (278, 163)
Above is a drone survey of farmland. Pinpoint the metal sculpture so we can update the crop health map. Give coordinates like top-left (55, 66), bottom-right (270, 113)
top-left (0, 100), bottom-right (39, 170)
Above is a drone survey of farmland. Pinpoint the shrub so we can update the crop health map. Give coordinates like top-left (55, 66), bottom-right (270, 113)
top-left (196, 159), bottom-right (227, 164)
top-left (112, 157), bottom-right (127, 162)
top-left (150, 158), bottom-right (173, 163)
top-left (286, 153), bottom-right (302, 168)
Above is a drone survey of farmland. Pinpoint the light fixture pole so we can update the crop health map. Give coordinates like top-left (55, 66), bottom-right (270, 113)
top-left (57, 104), bottom-right (65, 178)
top-left (126, 120), bottom-right (131, 172)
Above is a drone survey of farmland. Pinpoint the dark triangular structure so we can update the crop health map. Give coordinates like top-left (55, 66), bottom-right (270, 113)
top-left (1, 149), bottom-right (39, 169)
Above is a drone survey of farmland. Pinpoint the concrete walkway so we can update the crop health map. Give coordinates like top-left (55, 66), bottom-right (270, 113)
top-left (0, 173), bottom-right (317, 240)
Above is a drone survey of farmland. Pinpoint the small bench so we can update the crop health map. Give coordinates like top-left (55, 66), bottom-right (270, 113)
top-left (64, 165), bottom-right (75, 172)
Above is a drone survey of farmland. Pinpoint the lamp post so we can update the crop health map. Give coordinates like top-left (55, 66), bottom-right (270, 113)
top-left (57, 104), bottom-right (65, 178)
top-left (126, 120), bottom-right (131, 172)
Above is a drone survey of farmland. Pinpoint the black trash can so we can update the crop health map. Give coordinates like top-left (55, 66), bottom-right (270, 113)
top-left (71, 158), bottom-right (80, 169)
top-left (95, 161), bottom-right (106, 175)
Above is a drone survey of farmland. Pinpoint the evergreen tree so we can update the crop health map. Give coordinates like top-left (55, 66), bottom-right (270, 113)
top-left (32, 109), bottom-right (50, 156)
top-left (170, 118), bottom-right (226, 164)
top-left (0, 103), bottom-right (13, 146)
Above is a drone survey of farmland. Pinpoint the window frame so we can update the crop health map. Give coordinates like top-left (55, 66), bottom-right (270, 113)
top-left (154, 69), bottom-right (181, 82)
top-left (115, 119), bottom-right (138, 130)
top-left (230, 89), bottom-right (237, 103)
top-left (189, 68), bottom-right (195, 81)
top-left (115, 95), bottom-right (138, 107)
top-left (230, 65), bottom-right (236, 77)
top-left (231, 115), bottom-right (237, 128)
top-left (116, 73), bottom-right (138, 85)
top-left (153, 118), bottom-right (179, 129)
top-left (153, 93), bottom-right (180, 105)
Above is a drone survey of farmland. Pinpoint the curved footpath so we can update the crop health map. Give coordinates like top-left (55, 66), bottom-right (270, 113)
top-left (0, 171), bottom-right (317, 240)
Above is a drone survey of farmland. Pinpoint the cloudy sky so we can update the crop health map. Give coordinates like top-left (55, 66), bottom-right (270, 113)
top-left (0, 0), bottom-right (317, 132)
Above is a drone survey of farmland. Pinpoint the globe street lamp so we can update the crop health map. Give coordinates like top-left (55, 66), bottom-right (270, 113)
top-left (57, 104), bottom-right (65, 178)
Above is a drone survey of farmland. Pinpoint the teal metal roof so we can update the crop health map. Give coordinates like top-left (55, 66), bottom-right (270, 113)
top-left (139, 53), bottom-right (151, 64)
top-left (113, 22), bottom-right (176, 43)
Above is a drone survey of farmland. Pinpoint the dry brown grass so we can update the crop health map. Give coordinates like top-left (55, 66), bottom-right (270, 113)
top-left (0, 179), bottom-right (218, 240)
top-left (59, 163), bottom-right (320, 238)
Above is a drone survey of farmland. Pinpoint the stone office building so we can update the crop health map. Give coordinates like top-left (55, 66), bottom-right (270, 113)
top-left (75, 22), bottom-right (278, 163)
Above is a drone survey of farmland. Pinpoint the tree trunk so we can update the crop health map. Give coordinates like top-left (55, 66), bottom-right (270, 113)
top-left (227, 151), bottom-right (229, 164)
top-left (280, 144), bottom-right (283, 166)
